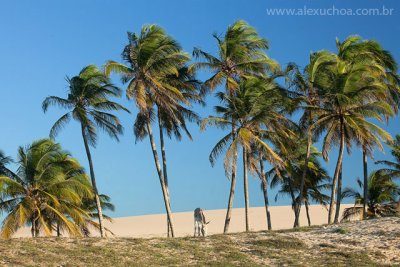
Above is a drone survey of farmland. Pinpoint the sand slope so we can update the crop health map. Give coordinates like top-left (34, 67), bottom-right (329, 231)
top-left (15, 204), bottom-right (353, 238)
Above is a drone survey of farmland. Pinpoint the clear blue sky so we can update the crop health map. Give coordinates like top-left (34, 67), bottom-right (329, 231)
top-left (0, 0), bottom-right (399, 217)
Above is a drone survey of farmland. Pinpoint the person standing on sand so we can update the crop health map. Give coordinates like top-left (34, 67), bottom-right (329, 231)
top-left (194, 208), bottom-right (210, 237)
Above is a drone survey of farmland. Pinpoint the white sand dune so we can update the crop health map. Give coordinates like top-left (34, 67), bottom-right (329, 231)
top-left (15, 204), bottom-right (353, 238)
top-left (103, 204), bottom-right (353, 238)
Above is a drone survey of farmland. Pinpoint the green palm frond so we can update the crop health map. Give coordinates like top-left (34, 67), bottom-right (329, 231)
top-left (43, 65), bottom-right (128, 144)
top-left (0, 139), bottom-right (111, 239)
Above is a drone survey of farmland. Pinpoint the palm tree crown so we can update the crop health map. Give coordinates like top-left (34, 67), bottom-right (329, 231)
top-left (191, 20), bottom-right (278, 94)
top-left (341, 171), bottom-right (400, 221)
top-left (105, 25), bottom-right (190, 116)
top-left (42, 64), bottom-right (129, 145)
top-left (0, 139), bottom-right (93, 239)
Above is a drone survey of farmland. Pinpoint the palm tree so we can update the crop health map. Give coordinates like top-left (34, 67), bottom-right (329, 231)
top-left (192, 20), bottom-right (278, 233)
top-left (133, 68), bottom-right (202, 237)
top-left (257, 153), bottom-right (272, 230)
top-left (247, 146), bottom-right (274, 230)
top-left (331, 36), bottom-right (399, 221)
top-left (42, 65), bottom-right (129, 238)
top-left (341, 171), bottom-right (400, 221)
top-left (160, 71), bottom-right (202, 237)
top-left (201, 77), bottom-right (292, 231)
top-left (0, 139), bottom-right (93, 239)
top-left (269, 140), bottom-right (331, 227)
top-left (286, 52), bottom-right (334, 227)
top-left (310, 39), bottom-right (395, 224)
top-left (104, 25), bottom-right (192, 237)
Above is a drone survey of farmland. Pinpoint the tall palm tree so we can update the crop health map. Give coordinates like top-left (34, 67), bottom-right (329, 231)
top-left (310, 39), bottom-right (395, 224)
top-left (192, 20), bottom-right (278, 233)
top-left (331, 36), bottom-right (399, 221)
top-left (104, 25), bottom-right (192, 237)
top-left (157, 67), bottom-right (202, 236)
top-left (202, 77), bottom-right (293, 231)
top-left (133, 67), bottom-right (202, 236)
top-left (42, 65), bottom-right (129, 238)
top-left (341, 171), bottom-right (400, 221)
top-left (286, 52), bottom-right (334, 227)
top-left (0, 139), bottom-right (93, 239)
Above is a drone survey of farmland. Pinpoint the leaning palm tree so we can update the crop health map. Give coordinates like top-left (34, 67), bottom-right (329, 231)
top-left (157, 69), bottom-right (202, 236)
top-left (104, 25), bottom-right (192, 237)
top-left (201, 77), bottom-right (293, 231)
top-left (0, 139), bottom-right (93, 239)
top-left (332, 36), bottom-right (399, 221)
top-left (134, 105), bottom-right (200, 237)
top-left (42, 65), bottom-right (129, 238)
top-left (133, 68), bottom-right (202, 237)
top-left (311, 46), bottom-right (394, 224)
top-left (341, 171), bottom-right (400, 221)
top-left (192, 20), bottom-right (278, 233)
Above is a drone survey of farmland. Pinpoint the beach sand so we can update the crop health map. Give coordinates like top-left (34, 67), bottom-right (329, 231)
top-left (15, 204), bottom-right (353, 238)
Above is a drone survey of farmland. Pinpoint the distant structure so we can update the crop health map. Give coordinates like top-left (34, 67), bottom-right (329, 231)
top-left (194, 208), bottom-right (210, 237)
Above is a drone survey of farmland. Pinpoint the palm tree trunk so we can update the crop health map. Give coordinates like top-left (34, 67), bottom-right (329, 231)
top-left (33, 218), bottom-right (39, 237)
top-left (259, 156), bottom-right (272, 230)
top-left (223, 123), bottom-right (238, 234)
top-left (146, 120), bottom-right (175, 237)
top-left (167, 215), bottom-right (170, 237)
top-left (334, 170), bottom-right (343, 223)
top-left (305, 201), bottom-right (311, 226)
top-left (362, 148), bottom-right (368, 220)
top-left (328, 122), bottom-right (345, 224)
top-left (288, 178), bottom-right (298, 228)
top-left (31, 218), bottom-right (35, 238)
top-left (294, 133), bottom-right (312, 227)
top-left (81, 124), bottom-right (105, 238)
top-left (243, 147), bottom-right (249, 232)
top-left (157, 110), bottom-right (172, 237)
top-left (56, 221), bottom-right (61, 237)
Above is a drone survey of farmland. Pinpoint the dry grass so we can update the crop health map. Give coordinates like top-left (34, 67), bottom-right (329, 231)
top-left (0, 218), bottom-right (398, 266)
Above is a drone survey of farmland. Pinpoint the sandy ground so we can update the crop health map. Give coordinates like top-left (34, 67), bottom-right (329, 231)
top-left (281, 217), bottom-right (400, 265)
top-left (15, 204), bottom-right (353, 238)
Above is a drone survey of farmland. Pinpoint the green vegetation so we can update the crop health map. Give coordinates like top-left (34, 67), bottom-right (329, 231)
top-left (308, 37), bottom-right (396, 224)
top-left (0, 227), bottom-right (386, 266)
top-left (269, 140), bottom-right (331, 227)
top-left (0, 139), bottom-right (112, 238)
top-left (333, 227), bottom-right (349, 234)
top-left (201, 76), bottom-right (291, 232)
top-left (341, 171), bottom-right (400, 221)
